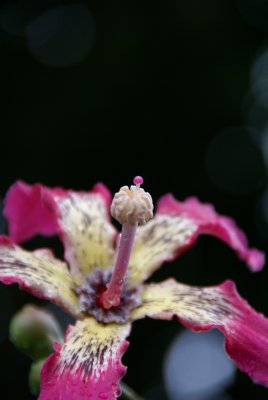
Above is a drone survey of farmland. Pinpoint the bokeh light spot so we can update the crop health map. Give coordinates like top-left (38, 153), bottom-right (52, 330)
top-left (164, 330), bottom-right (235, 400)
top-left (0, 2), bottom-right (37, 37)
top-left (247, 101), bottom-right (268, 136)
top-left (251, 50), bottom-right (268, 109)
top-left (25, 3), bottom-right (95, 67)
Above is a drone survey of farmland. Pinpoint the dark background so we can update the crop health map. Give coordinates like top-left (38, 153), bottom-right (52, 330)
top-left (0, 0), bottom-right (268, 398)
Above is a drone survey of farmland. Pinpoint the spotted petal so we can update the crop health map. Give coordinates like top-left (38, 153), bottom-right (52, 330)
top-left (128, 194), bottom-right (264, 285)
top-left (128, 214), bottom-right (197, 285)
top-left (40, 317), bottom-right (131, 400)
top-left (132, 279), bottom-right (268, 386)
top-left (0, 236), bottom-right (80, 316)
top-left (4, 181), bottom-right (117, 278)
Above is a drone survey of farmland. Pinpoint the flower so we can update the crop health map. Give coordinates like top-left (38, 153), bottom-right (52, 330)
top-left (0, 177), bottom-right (268, 399)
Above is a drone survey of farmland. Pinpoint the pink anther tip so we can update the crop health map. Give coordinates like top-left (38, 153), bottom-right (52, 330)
top-left (133, 176), bottom-right (144, 185)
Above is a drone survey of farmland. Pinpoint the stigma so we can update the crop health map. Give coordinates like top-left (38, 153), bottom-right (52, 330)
top-left (99, 177), bottom-right (154, 310)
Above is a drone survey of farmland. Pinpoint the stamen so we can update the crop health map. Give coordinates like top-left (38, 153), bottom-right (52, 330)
top-left (100, 177), bottom-right (153, 309)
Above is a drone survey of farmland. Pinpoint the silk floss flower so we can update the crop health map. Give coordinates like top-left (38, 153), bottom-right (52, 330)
top-left (0, 176), bottom-right (268, 399)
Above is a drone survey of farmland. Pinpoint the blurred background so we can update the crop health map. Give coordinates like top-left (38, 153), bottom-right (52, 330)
top-left (0, 0), bottom-right (268, 398)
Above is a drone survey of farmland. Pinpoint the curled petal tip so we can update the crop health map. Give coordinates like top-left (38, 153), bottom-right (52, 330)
top-left (246, 248), bottom-right (265, 272)
top-left (157, 193), bottom-right (265, 273)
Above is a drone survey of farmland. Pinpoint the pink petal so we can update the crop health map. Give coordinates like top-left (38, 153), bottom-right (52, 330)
top-left (132, 279), bottom-right (268, 386)
top-left (4, 181), bottom-right (117, 278)
top-left (0, 235), bottom-right (80, 316)
top-left (39, 318), bottom-right (131, 400)
top-left (4, 181), bottom-right (63, 243)
top-left (158, 194), bottom-right (265, 272)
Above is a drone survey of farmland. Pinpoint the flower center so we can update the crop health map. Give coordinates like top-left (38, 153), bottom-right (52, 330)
top-left (99, 176), bottom-right (154, 310)
top-left (75, 268), bottom-right (141, 323)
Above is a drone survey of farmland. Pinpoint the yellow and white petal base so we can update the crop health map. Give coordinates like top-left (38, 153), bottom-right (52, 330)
top-left (39, 317), bottom-right (131, 400)
top-left (0, 236), bottom-right (80, 316)
top-left (57, 190), bottom-right (117, 279)
top-left (128, 214), bottom-right (196, 285)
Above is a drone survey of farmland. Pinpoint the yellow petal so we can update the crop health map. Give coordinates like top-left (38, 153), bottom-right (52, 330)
top-left (131, 279), bottom-right (232, 323)
top-left (57, 192), bottom-right (117, 278)
top-left (128, 214), bottom-right (196, 285)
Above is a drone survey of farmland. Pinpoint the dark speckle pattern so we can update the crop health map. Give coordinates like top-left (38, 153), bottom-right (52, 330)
top-left (50, 318), bottom-right (130, 383)
top-left (75, 268), bottom-right (141, 323)
top-left (57, 193), bottom-right (117, 277)
top-left (0, 243), bottom-right (80, 316)
top-left (132, 279), bottom-right (236, 326)
top-left (128, 214), bottom-right (196, 285)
